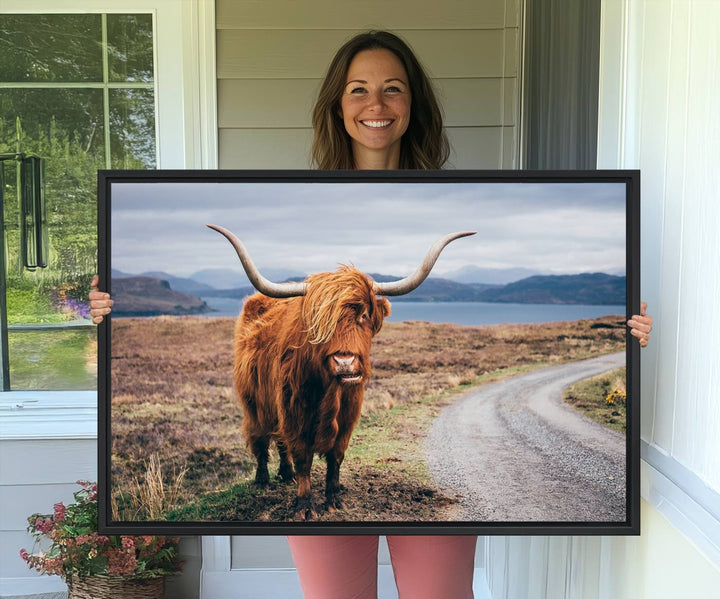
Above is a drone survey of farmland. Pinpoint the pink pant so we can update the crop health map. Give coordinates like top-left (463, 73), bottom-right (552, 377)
top-left (287, 535), bottom-right (477, 599)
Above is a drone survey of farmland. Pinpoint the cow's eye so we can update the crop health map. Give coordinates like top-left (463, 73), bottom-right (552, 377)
top-left (353, 305), bottom-right (369, 323)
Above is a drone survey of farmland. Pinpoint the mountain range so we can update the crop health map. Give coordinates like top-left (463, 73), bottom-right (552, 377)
top-left (110, 269), bottom-right (626, 316)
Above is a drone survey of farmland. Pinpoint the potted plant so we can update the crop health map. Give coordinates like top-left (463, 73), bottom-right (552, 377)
top-left (20, 481), bottom-right (182, 599)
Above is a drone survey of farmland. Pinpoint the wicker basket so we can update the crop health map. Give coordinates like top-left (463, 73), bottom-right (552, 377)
top-left (67, 575), bottom-right (165, 599)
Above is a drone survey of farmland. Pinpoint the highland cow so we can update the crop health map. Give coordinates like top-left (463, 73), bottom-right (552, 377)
top-left (208, 225), bottom-right (474, 520)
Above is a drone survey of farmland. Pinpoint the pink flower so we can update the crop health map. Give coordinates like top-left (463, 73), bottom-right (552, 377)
top-left (53, 503), bottom-right (66, 522)
top-left (19, 548), bottom-right (29, 562)
top-left (121, 536), bottom-right (135, 550)
top-left (107, 548), bottom-right (137, 576)
top-left (34, 518), bottom-right (54, 535)
top-left (43, 557), bottom-right (64, 576)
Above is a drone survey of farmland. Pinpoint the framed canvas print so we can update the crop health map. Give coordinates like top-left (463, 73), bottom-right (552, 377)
top-left (97, 169), bottom-right (640, 535)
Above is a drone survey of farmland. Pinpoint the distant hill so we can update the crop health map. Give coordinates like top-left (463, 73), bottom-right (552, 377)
top-left (363, 275), bottom-right (498, 302)
top-left (108, 270), bottom-right (626, 313)
top-left (190, 267), bottom-right (305, 290)
top-left (140, 271), bottom-right (216, 296)
top-left (193, 272), bottom-right (625, 305)
top-left (478, 273), bottom-right (625, 305)
top-left (440, 265), bottom-right (542, 285)
top-left (112, 277), bottom-right (212, 316)
top-left (188, 268), bottom-right (249, 290)
top-left (202, 285), bottom-right (258, 299)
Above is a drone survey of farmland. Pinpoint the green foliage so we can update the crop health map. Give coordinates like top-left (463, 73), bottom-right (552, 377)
top-left (1, 13), bottom-right (157, 390)
top-left (5, 283), bottom-right (63, 325)
top-left (1, 113), bottom-right (99, 328)
top-left (1, 12), bottom-right (155, 332)
top-left (8, 329), bottom-right (96, 390)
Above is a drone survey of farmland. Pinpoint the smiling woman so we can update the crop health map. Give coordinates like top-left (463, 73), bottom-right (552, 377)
top-left (311, 30), bottom-right (448, 170)
top-left (340, 49), bottom-right (412, 169)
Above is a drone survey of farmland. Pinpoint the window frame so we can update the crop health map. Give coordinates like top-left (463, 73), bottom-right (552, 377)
top-left (0, 0), bottom-right (217, 437)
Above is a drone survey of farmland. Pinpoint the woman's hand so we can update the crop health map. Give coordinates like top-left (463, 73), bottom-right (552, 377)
top-left (89, 274), bottom-right (113, 324)
top-left (627, 301), bottom-right (652, 348)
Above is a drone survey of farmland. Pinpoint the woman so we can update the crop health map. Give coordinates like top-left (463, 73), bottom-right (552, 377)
top-left (90, 31), bottom-right (653, 599)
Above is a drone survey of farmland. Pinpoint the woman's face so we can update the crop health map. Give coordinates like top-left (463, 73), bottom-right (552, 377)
top-left (340, 48), bottom-right (411, 167)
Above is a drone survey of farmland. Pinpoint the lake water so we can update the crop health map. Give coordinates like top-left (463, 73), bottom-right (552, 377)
top-left (201, 297), bottom-right (625, 326)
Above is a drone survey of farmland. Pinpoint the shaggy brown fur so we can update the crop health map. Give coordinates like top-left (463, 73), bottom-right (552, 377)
top-left (233, 266), bottom-right (391, 519)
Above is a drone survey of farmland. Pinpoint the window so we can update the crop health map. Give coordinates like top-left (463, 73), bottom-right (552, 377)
top-left (0, 13), bottom-right (156, 390)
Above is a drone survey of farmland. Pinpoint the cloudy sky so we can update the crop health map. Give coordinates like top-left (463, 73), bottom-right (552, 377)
top-left (109, 180), bottom-right (627, 280)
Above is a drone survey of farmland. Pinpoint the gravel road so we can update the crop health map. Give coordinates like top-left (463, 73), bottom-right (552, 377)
top-left (426, 352), bottom-right (627, 522)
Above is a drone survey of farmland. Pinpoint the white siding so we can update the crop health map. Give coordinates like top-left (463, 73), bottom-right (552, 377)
top-left (216, 0), bottom-right (522, 170)
top-left (600, 0), bottom-right (720, 488)
top-left (485, 498), bottom-right (720, 599)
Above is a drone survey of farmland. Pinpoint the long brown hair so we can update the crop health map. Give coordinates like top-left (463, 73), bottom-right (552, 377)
top-left (311, 30), bottom-right (449, 170)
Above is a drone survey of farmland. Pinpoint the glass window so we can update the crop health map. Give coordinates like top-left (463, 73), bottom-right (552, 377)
top-left (0, 14), bottom-right (103, 83)
top-left (0, 13), bottom-right (156, 390)
top-left (107, 14), bottom-right (154, 83)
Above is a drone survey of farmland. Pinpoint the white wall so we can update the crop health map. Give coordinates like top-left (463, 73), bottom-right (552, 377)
top-left (0, 394), bottom-right (96, 597)
top-left (485, 499), bottom-right (720, 599)
top-left (486, 0), bottom-right (720, 596)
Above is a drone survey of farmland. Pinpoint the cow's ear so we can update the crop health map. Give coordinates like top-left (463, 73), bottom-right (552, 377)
top-left (371, 297), bottom-right (391, 334)
top-left (377, 297), bottom-right (391, 318)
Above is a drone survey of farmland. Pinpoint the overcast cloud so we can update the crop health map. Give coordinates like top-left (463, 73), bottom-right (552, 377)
top-left (109, 180), bottom-right (626, 280)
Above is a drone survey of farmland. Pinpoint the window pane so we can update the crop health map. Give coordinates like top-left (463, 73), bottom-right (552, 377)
top-left (0, 14), bottom-right (103, 82)
top-left (107, 14), bottom-right (154, 83)
top-left (110, 89), bottom-right (156, 169)
top-left (1, 13), bottom-right (157, 391)
top-left (8, 330), bottom-right (97, 390)
top-left (2, 90), bottom-right (102, 390)
top-left (0, 89), bottom-right (106, 162)
top-left (1, 88), bottom-right (104, 283)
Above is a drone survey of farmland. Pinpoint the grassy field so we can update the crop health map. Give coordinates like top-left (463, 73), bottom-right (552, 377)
top-left (563, 367), bottom-right (627, 433)
top-left (110, 314), bottom-right (626, 522)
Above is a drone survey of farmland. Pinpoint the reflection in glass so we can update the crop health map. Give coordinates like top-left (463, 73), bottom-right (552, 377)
top-left (1, 12), bottom-right (156, 391)
top-left (0, 14), bottom-right (102, 82)
top-left (2, 89), bottom-right (101, 390)
top-left (1, 88), bottom-right (104, 279)
top-left (107, 14), bottom-right (154, 83)
top-left (110, 89), bottom-right (157, 169)
top-left (0, 89), bottom-right (106, 162)
top-left (8, 330), bottom-right (97, 390)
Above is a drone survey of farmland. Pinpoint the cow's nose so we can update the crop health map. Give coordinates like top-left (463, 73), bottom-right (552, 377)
top-left (333, 354), bottom-right (356, 369)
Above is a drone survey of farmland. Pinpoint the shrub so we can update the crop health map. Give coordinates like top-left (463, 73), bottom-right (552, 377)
top-left (20, 481), bottom-right (182, 584)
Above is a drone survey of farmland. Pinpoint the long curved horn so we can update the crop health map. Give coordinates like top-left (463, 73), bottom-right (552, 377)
top-left (373, 231), bottom-right (476, 296)
top-left (207, 224), bottom-right (308, 298)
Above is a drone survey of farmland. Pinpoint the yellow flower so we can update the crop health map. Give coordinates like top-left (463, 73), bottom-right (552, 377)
top-left (605, 387), bottom-right (626, 405)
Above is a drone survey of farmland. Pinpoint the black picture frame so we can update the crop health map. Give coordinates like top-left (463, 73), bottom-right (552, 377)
top-left (98, 169), bottom-right (640, 536)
